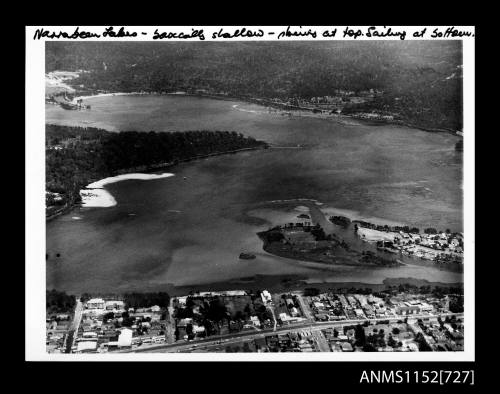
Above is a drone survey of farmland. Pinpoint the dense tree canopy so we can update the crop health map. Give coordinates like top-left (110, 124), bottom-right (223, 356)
top-left (46, 289), bottom-right (76, 314)
top-left (46, 41), bottom-right (463, 131)
top-left (45, 124), bottom-right (266, 216)
top-left (123, 292), bottom-right (170, 309)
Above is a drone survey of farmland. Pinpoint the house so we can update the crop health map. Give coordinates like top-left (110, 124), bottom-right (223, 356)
top-left (105, 300), bottom-right (125, 310)
top-left (405, 342), bottom-right (419, 352)
top-left (193, 325), bottom-right (205, 334)
top-left (316, 313), bottom-right (329, 321)
top-left (87, 298), bottom-right (105, 309)
top-left (118, 328), bottom-right (133, 347)
top-left (395, 304), bottom-right (420, 315)
top-left (222, 290), bottom-right (247, 296)
top-left (48, 321), bottom-right (58, 330)
top-left (261, 290), bottom-right (272, 304)
top-left (250, 316), bottom-right (261, 327)
top-left (177, 318), bottom-right (193, 327)
top-left (77, 341), bottom-right (97, 353)
top-left (419, 302), bottom-right (434, 312)
top-left (82, 331), bottom-right (98, 339)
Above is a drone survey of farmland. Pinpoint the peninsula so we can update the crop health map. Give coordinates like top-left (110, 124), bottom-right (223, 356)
top-left (257, 223), bottom-right (401, 268)
top-left (46, 124), bottom-right (268, 218)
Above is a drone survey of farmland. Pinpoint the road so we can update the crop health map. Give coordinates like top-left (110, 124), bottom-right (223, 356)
top-left (165, 298), bottom-right (176, 344)
top-left (294, 293), bottom-right (314, 320)
top-left (65, 299), bottom-right (83, 353)
top-left (119, 312), bottom-right (463, 353)
top-left (268, 305), bottom-right (277, 331)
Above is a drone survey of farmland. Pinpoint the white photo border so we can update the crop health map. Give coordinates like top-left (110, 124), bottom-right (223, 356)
top-left (25, 26), bottom-right (475, 361)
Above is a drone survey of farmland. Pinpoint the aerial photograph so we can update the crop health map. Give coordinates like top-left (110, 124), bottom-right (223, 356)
top-left (43, 38), bottom-right (466, 355)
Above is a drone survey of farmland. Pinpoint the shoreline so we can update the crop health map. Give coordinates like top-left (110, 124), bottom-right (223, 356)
top-left (252, 202), bottom-right (463, 273)
top-left (61, 275), bottom-right (463, 298)
top-left (81, 172), bottom-right (175, 208)
top-left (57, 88), bottom-right (463, 137)
top-left (257, 225), bottom-right (403, 269)
top-left (170, 275), bottom-right (464, 297)
top-left (46, 145), bottom-right (267, 220)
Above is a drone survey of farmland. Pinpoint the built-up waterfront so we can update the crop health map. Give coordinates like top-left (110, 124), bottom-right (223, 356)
top-left (47, 286), bottom-right (464, 354)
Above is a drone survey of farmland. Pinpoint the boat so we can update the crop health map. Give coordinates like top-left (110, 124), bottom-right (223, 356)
top-left (60, 102), bottom-right (78, 110)
top-left (239, 253), bottom-right (256, 260)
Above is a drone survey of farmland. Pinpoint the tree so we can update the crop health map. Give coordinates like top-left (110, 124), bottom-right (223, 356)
top-left (235, 310), bottom-right (246, 321)
top-left (449, 296), bottom-right (464, 313)
top-left (415, 332), bottom-right (432, 351)
top-left (121, 316), bottom-right (135, 327)
top-left (304, 288), bottom-right (320, 297)
top-left (363, 343), bottom-right (377, 352)
top-left (103, 312), bottom-right (115, 322)
top-left (206, 297), bottom-right (228, 322)
top-left (80, 293), bottom-right (92, 303)
top-left (46, 289), bottom-right (76, 314)
top-left (354, 324), bottom-right (366, 347)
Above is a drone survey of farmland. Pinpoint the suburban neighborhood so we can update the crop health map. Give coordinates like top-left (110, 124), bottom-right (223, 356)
top-left (47, 285), bottom-right (464, 354)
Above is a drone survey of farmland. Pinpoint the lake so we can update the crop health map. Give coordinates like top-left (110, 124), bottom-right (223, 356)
top-left (46, 95), bottom-right (463, 293)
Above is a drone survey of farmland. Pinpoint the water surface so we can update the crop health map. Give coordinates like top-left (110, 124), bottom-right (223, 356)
top-left (46, 95), bottom-right (463, 293)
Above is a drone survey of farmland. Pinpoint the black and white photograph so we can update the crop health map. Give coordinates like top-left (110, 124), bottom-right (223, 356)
top-left (25, 26), bottom-right (475, 362)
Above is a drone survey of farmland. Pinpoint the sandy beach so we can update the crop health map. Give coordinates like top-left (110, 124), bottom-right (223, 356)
top-left (80, 188), bottom-right (117, 208)
top-left (80, 173), bottom-right (175, 208)
top-left (71, 91), bottom-right (149, 104)
top-left (356, 227), bottom-right (400, 243)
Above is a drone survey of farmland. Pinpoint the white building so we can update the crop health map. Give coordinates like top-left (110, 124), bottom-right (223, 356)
top-left (193, 325), bottom-right (205, 333)
top-left (77, 341), bottom-right (97, 353)
top-left (118, 328), bottom-right (133, 347)
top-left (261, 290), bottom-right (272, 304)
top-left (82, 331), bottom-right (98, 339)
top-left (87, 298), bottom-right (105, 309)
top-left (105, 300), bottom-right (125, 310)
top-left (250, 316), bottom-right (261, 327)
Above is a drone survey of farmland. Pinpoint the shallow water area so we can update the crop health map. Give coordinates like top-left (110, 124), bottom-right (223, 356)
top-left (46, 95), bottom-right (463, 293)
